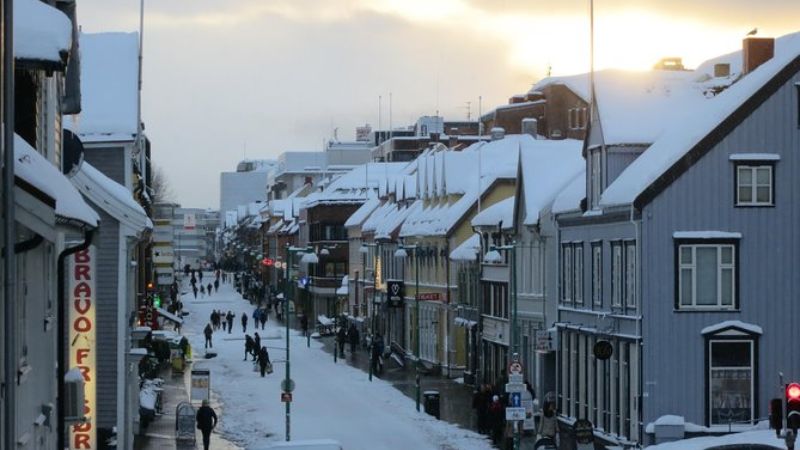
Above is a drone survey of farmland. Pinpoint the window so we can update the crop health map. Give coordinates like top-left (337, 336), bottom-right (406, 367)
top-left (592, 243), bottom-right (602, 306)
top-left (708, 340), bottom-right (754, 426)
top-left (624, 242), bottom-right (636, 308)
top-left (611, 243), bottom-right (622, 307)
top-left (482, 282), bottom-right (508, 319)
top-left (677, 242), bottom-right (737, 309)
top-left (562, 245), bottom-right (573, 303)
top-left (591, 150), bottom-right (602, 208)
top-left (735, 164), bottom-right (773, 206)
top-left (575, 246), bottom-right (584, 305)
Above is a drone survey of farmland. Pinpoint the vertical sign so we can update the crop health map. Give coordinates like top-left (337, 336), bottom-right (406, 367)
top-left (69, 247), bottom-right (96, 449)
top-left (183, 213), bottom-right (197, 230)
top-left (191, 370), bottom-right (211, 403)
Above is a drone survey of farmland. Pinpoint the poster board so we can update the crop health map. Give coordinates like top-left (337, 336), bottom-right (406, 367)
top-left (190, 369), bottom-right (210, 403)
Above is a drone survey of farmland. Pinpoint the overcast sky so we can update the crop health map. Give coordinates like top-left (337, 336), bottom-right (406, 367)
top-left (75, 0), bottom-right (796, 209)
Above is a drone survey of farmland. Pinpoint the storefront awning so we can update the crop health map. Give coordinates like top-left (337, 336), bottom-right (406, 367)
top-left (156, 307), bottom-right (183, 325)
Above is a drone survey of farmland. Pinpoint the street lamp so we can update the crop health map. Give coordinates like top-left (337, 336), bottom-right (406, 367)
top-left (483, 242), bottom-right (519, 450)
top-left (395, 243), bottom-right (421, 412)
top-left (359, 242), bottom-right (381, 382)
top-left (282, 244), bottom-right (317, 442)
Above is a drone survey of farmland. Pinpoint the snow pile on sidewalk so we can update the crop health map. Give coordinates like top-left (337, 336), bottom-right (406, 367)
top-left (182, 280), bottom-right (493, 450)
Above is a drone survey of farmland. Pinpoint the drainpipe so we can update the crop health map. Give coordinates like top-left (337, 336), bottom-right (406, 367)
top-left (57, 229), bottom-right (95, 450)
top-left (630, 204), bottom-right (643, 442)
top-left (2, 0), bottom-right (16, 446)
top-left (472, 228), bottom-right (484, 387)
top-left (444, 242), bottom-right (450, 377)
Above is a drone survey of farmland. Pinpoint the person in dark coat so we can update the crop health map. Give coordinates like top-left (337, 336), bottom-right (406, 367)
top-left (226, 311), bottom-right (234, 334)
top-left (488, 394), bottom-right (505, 447)
top-left (253, 332), bottom-right (261, 361)
top-left (257, 346), bottom-right (271, 377)
top-left (203, 323), bottom-right (213, 349)
top-left (473, 384), bottom-right (492, 434)
top-left (241, 312), bottom-right (248, 333)
top-left (199, 271), bottom-right (204, 283)
top-left (300, 315), bottom-right (308, 337)
top-left (244, 334), bottom-right (254, 361)
top-left (192, 285), bottom-right (198, 299)
top-left (348, 323), bottom-right (359, 354)
top-left (200, 284), bottom-right (206, 297)
top-left (195, 399), bottom-right (217, 450)
top-left (207, 282), bottom-right (213, 296)
top-left (336, 326), bottom-right (346, 357)
top-left (370, 332), bottom-right (384, 374)
top-left (214, 279), bottom-right (219, 293)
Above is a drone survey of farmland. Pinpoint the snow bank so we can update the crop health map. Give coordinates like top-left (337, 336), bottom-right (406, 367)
top-left (15, 0), bottom-right (72, 64)
top-left (645, 429), bottom-right (784, 449)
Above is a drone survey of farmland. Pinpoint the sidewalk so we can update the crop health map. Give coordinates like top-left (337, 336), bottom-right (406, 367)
top-left (134, 362), bottom-right (242, 450)
top-left (294, 323), bottom-right (543, 450)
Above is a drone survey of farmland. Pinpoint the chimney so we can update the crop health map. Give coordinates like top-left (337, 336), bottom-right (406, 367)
top-left (490, 127), bottom-right (505, 141)
top-left (743, 37), bottom-right (774, 74)
top-left (430, 132), bottom-right (440, 143)
top-left (522, 118), bottom-right (538, 139)
top-left (714, 63), bottom-right (731, 78)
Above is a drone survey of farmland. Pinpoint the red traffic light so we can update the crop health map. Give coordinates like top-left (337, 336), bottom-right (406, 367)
top-left (787, 383), bottom-right (800, 401)
top-left (261, 258), bottom-right (274, 267)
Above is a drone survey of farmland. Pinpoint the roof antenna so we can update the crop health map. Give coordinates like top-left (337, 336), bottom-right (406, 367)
top-left (746, 28), bottom-right (758, 36)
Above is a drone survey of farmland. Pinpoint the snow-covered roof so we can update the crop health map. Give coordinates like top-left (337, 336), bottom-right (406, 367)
top-left (673, 231), bottom-right (742, 239)
top-left (519, 139), bottom-right (584, 225)
top-left (701, 320), bottom-right (763, 335)
top-left (70, 162), bottom-right (149, 234)
top-left (449, 234), bottom-right (481, 262)
top-left (302, 162), bottom-right (408, 209)
top-left (15, 0), bottom-right (72, 65)
top-left (472, 196), bottom-right (514, 229)
top-left (551, 170), bottom-right (585, 215)
top-left (375, 202), bottom-right (417, 240)
top-left (601, 31), bottom-right (800, 208)
top-left (14, 134), bottom-right (99, 227)
top-left (71, 32), bottom-right (139, 141)
top-left (344, 197), bottom-right (380, 228)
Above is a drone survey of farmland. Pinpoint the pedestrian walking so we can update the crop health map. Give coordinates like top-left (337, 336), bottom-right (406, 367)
top-left (348, 323), bottom-right (359, 354)
top-left (488, 395), bottom-right (505, 447)
top-left (473, 384), bottom-right (491, 434)
top-left (370, 332), bottom-right (384, 375)
top-left (538, 401), bottom-right (559, 444)
top-left (214, 279), bottom-right (219, 293)
top-left (257, 346), bottom-right (271, 377)
top-left (200, 284), bottom-right (206, 297)
top-left (226, 311), bottom-right (234, 334)
top-left (336, 326), bottom-right (346, 357)
top-left (203, 323), bottom-right (213, 349)
top-left (199, 271), bottom-right (204, 283)
top-left (195, 399), bottom-right (217, 450)
top-left (192, 285), bottom-right (198, 299)
top-left (300, 315), bottom-right (308, 337)
top-left (259, 309), bottom-right (267, 330)
top-left (190, 274), bottom-right (197, 286)
top-left (207, 282), bottom-right (213, 296)
top-left (253, 332), bottom-right (261, 361)
top-left (244, 334), bottom-right (254, 360)
top-left (241, 312), bottom-right (248, 333)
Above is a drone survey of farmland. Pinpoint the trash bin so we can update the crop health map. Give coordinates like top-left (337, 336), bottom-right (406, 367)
top-left (423, 390), bottom-right (440, 419)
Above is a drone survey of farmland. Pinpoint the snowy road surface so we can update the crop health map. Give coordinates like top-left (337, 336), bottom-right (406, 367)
top-left (182, 278), bottom-right (493, 450)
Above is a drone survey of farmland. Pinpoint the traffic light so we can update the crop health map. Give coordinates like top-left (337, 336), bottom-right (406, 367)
top-left (770, 398), bottom-right (783, 435)
top-left (787, 383), bottom-right (800, 431)
top-left (153, 295), bottom-right (162, 308)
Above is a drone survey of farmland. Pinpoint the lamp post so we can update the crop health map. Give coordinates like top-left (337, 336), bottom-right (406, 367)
top-left (395, 244), bottom-right (420, 411)
top-left (484, 242), bottom-right (519, 450)
top-left (282, 244), bottom-right (317, 442)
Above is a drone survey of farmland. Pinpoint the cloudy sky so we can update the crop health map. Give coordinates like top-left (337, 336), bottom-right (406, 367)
top-left (75, 0), bottom-right (796, 209)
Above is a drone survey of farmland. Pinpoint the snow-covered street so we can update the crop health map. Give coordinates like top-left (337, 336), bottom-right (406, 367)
top-left (182, 277), bottom-right (493, 450)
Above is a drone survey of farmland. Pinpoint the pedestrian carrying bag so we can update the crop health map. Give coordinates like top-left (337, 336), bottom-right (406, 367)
top-left (266, 362), bottom-right (273, 374)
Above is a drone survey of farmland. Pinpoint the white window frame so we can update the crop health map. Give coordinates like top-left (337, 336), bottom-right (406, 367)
top-left (592, 243), bottom-right (602, 306)
top-left (735, 164), bottom-right (773, 206)
top-left (677, 243), bottom-right (737, 310)
top-left (708, 339), bottom-right (755, 427)
top-left (563, 245), bottom-right (573, 304)
top-left (591, 150), bottom-right (602, 208)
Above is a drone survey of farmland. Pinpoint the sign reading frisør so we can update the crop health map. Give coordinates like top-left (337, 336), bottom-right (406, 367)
top-left (69, 247), bottom-right (97, 450)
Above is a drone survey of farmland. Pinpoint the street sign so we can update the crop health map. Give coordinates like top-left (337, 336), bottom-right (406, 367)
top-left (387, 280), bottom-right (404, 307)
top-left (505, 407), bottom-right (526, 421)
top-left (281, 392), bottom-right (293, 402)
top-left (281, 378), bottom-right (295, 393)
top-left (593, 340), bottom-right (614, 360)
top-left (510, 392), bottom-right (522, 407)
top-left (505, 383), bottom-right (525, 393)
top-left (511, 352), bottom-right (520, 362)
top-left (508, 361), bottom-right (523, 375)
top-left (536, 329), bottom-right (557, 353)
top-left (508, 374), bottom-right (524, 384)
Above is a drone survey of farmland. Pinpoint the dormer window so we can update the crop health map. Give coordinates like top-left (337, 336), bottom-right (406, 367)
top-left (590, 148), bottom-right (602, 208)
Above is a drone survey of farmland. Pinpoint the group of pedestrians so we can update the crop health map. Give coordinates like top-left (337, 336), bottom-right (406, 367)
top-left (243, 332), bottom-right (272, 377)
top-left (473, 375), bottom-right (541, 448)
top-left (252, 307), bottom-right (268, 330)
top-left (335, 322), bottom-right (360, 357)
top-left (188, 269), bottom-right (222, 299)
